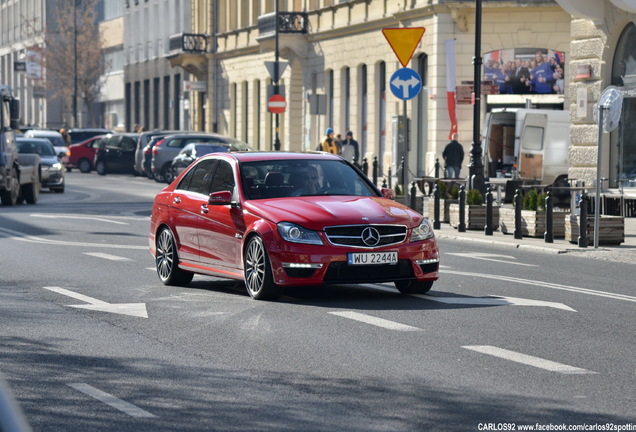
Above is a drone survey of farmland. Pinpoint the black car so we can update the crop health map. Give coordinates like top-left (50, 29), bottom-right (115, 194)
top-left (94, 133), bottom-right (140, 175)
top-left (67, 128), bottom-right (113, 145)
top-left (170, 142), bottom-right (234, 178)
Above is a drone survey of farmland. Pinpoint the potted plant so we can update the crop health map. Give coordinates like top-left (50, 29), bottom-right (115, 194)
top-left (499, 189), bottom-right (567, 238)
top-left (449, 188), bottom-right (499, 230)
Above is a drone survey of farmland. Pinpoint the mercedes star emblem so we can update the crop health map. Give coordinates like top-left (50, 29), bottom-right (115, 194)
top-left (361, 227), bottom-right (381, 246)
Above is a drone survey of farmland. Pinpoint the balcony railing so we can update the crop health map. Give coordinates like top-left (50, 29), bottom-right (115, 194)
top-left (168, 33), bottom-right (208, 54)
top-left (258, 12), bottom-right (309, 36)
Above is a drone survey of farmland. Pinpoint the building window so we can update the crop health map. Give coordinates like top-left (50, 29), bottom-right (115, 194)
top-left (163, 76), bottom-right (170, 129)
top-left (611, 23), bottom-right (636, 189)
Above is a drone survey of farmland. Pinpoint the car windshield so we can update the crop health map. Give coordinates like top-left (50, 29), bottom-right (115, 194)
top-left (45, 136), bottom-right (65, 147)
top-left (240, 159), bottom-right (378, 199)
top-left (17, 140), bottom-right (56, 156)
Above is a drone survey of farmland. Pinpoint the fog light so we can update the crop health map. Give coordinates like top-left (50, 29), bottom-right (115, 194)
top-left (282, 263), bottom-right (323, 269)
top-left (416, 258), bottom-right (439, 265)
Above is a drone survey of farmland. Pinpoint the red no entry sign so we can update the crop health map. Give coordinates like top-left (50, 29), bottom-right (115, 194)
top-left (268, 94), bottom-right (287, 114)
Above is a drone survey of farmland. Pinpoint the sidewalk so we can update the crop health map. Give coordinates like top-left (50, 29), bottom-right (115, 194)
top-left (430, 210), bottom-right (636, 263)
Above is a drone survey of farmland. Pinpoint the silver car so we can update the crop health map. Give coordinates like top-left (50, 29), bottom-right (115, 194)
top-left (16, 137), bottom-right (65, 192)
top-left (150, 133), bottom-right (252, 183)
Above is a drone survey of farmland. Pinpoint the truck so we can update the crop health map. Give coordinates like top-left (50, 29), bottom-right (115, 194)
top-left (481, 108), bottom-right (570, 204)
top-left (0, 85), bottom-right (41, 206)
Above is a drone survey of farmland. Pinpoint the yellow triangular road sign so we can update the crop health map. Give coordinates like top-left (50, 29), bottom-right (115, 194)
top-left (382, 27), bottom-right (426, 67)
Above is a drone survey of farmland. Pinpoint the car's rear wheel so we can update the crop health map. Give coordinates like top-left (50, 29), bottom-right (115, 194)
top-left (244, 236), bottom-right (282, 300)
top-left (96, 160), bottom-right (107, 175)
top-left (395, 279), bottom-right (434, 294)
top-left (155, 228), bottom-right (194, 286)
top-left (78, 158), bottom-right (92, 173)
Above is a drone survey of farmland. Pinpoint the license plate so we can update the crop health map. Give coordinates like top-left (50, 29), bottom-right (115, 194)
top-left (347, 251), bottom-right (398, 265)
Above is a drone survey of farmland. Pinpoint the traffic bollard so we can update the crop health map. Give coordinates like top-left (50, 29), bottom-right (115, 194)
top-left (458, 185), bottom-right (466, 232)
top-left (578, 193), bottom-right (588, 248)
top-left (435, 158), bottom-right (440, 178)
top-left (485, 187), bottom-right (493, 236)
top-left (544, 191), bottom-right (554, 243)
top-left (362, 157), bottom-right (368, 176)
top-left (372, 156), bottom-right (378, 186)
top-left (514, 189), bottom-right (523, 239)
top-left (410, 181), bottom-right (417, 210)
top-left (433, 183), bottom-right (441, 230)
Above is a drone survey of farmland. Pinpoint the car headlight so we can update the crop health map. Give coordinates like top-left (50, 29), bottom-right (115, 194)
top-left (277, 222), bottom-right (324, 245)
top-left (51, 163), bottom-right (63, 171)
top-left (411, 219), bottom-right (434, 242)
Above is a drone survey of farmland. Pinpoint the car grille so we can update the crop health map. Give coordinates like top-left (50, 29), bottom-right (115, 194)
top-left (324, 224), bottom-right (407, 248)
top-left (323, 260), bottom-right (414, 283)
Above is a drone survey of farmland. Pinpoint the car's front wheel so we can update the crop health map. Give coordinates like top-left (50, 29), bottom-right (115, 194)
top-left (155, 228), bottom-right (193, 286)
top-left (395, 279), bottom-right (434, 294)
top-left (244, 236), bottom-right (282, 300)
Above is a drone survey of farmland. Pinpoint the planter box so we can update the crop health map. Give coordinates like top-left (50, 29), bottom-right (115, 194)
top-left (499, 208), bottom-right (567, 238)
top-left (427, 198), bottom-right (457, 223)
top-left (565, 215), bottom-right (625, 245)
top-left (395, 195), bottom-right (424, 214)
top-left (449, 203), bottom-right (499, 230)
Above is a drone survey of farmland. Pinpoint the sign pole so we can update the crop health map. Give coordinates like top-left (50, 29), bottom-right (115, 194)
top-left (273, 0), bottom-right (281, 151)
top-left (403, 99), bottom-right (408, 197)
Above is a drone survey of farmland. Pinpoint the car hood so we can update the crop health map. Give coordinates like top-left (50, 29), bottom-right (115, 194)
top-left (245, 196), bottom-right (422, 229)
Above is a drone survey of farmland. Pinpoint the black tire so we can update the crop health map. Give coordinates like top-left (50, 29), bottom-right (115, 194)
top-left (21, 181), bottom-right (40, 204)
top-left (395, 279), bottom-right (434, 294)
top-left (153, 171), bottom-right (164, 183)
top-left (243, 236), bottom-right (282, 300)
top-left (0, 167), bottom-right (19, 206)
top-left (162, 164), bottom-right (174, 184)
top-left (96, 160), bottom-right (107, 175)
top-left (78, 158), bottom-right (92, 173)
top-left (155, 228), bottom-right (194, 286)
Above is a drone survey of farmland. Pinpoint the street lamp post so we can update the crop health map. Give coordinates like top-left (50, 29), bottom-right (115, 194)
top-left (468, 0), bottom-right (485, 192)
top-left (73, 0), bottom-right (78, 128)
top-left (273, 0), bottom-right (281, 151)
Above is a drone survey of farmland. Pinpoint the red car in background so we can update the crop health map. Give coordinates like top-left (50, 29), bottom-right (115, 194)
top-left (149, 152), bottom-right (439, 300)
top-left (69, 135), bottom-right (105, 173)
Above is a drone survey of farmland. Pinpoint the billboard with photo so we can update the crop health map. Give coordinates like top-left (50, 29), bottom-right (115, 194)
top-left (483, 48), bottom-right (565, 95)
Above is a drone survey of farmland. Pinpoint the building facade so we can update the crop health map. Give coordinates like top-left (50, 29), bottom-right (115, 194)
top-left (123, 0), bottom-right (193, 132)
top-left (179, 0), bottom-right (571, 184)
top-left (556, 0), bottom-right (636, 195)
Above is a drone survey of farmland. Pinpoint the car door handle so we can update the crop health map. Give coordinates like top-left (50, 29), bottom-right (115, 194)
top-left (200, 204), bottom-right (209, 214)
top-left (173, 196), bottom-right (181, 204)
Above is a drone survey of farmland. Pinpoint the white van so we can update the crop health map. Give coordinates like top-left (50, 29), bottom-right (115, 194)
top-left (24, 129), bottom-right (70, 170)
top-left (482, 108), bottom-right (570, 185)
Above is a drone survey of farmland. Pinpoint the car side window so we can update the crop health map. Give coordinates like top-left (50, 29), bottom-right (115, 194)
top-left (168, 138), bottom-right (183, 148)
top-left (122, 137), bottom-right (136, 151)
top-left (209, 161), bottom-right (235, 194)
top-left (185, 159), bottom-right (218, 194)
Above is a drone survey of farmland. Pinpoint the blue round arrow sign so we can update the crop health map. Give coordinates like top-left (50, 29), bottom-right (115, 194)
top-left (390, 68), bottom-right (422, 100)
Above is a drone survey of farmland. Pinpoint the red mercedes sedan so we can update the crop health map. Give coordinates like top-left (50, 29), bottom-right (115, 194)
top-left (149, 152), bottom-right (439, 300)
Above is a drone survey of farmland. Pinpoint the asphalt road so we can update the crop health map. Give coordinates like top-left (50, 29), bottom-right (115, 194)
top-left (1, 172), bottom-right (634, 432)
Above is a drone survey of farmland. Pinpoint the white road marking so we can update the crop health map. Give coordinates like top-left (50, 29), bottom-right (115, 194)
top-left (84, 252), bottom-right (131, 261)
top-left (443, 269), bottom-right (636, 303)
top-left (329, 311), bottom-right (421, 331)
top-left (67, 383), bottom-right (156, 418)
top-left (0, 226), bottom-right (146, 250)
top-left (462, 345), bottom-right (595, 374)
top-left (446, 252), bottom-right (538, 267)
top-left (44, 287), bottom-right (148, 318)
top-left (419, 295), bottom-right (576, 311)
top-left (31, 214), bottom-right (129, 225)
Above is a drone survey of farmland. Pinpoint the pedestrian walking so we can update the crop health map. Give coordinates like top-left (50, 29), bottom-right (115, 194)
top-left (340, 131), bottom-right (360, 167)
top-left (442, 133), bottom-right (464, 179)
top-left (320, 128), bottom-right (339, 154)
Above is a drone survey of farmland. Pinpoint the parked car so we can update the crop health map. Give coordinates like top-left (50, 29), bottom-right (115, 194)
top-left (67, 128), bottom-right (112, 145)
top-left (170, 142), bottom-right (239, 178)
top-left (94, 133), bottom-right (140, 175)
top-left (151, 133), bottom-right (252, 184)
top-left (16, 137), bottom-right (65, 192)
top-left (149, 152), bottom-right (440, 300)
top-left (68, 135), bottom-right (105, 173)
top-left (23, 129), bottom-right (70, 170)
top-left (134, 130), bottom-right (185, 176)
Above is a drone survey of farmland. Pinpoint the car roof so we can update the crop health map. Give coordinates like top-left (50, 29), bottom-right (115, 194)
top-left (68, 128), bottom-right (112, 132)
top-left (25, 129), bottom-right (63, 137)
top-left (202, 151), bottom-right (342, 163)
top-left (17, 137), bottom-right (53, 143)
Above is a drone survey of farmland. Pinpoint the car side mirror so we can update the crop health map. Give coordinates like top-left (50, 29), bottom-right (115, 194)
top-left (208, 190), bottom-right (232, 205)
top-left (381, 188), bottom-right (396, 199)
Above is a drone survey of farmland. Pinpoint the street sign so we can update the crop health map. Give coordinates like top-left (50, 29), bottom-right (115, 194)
top-left (183, 81), bottom-right (207, 92)
top-left (268, 94), bottom-right (287, 114)
top-left (389, 68), bottom-right (422, 100)
top-left (382, 27), bottom-right (425, 67)
top-left (265, 61), bottom-right (289, 82)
